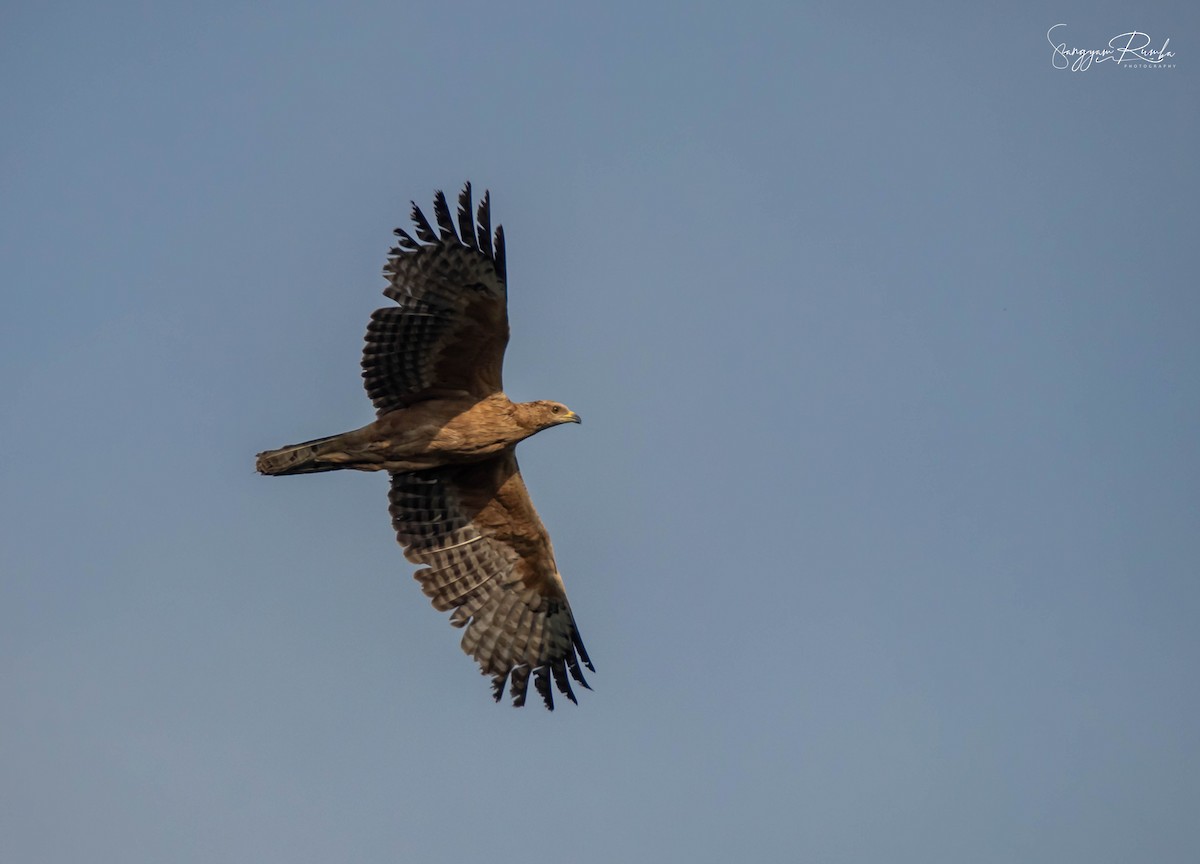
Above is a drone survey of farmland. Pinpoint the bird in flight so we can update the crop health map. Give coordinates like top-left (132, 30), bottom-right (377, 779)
top-left (256, 184), bottom-right (593, 709)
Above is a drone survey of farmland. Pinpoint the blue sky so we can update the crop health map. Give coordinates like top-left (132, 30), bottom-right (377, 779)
top-left (2, 2), bottom-right (1198, 862)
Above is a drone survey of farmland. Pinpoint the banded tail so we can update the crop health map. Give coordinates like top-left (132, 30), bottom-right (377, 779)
top-left (256, 433), bottom-right (352, 476)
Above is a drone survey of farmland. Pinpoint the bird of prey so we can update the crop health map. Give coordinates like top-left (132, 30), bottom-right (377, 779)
top-left (256, 184), bottom-right (593, 709)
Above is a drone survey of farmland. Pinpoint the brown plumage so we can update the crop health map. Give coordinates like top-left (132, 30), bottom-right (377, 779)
top-left (256, 184), bottom-right (593, 709)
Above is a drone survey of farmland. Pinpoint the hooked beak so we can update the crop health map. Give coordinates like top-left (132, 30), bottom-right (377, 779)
top-left (565, 411), bottom-right (582, 424)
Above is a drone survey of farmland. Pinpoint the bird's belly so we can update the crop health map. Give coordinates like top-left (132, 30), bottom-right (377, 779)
top-left (364, 426), bottom-right (513, 472)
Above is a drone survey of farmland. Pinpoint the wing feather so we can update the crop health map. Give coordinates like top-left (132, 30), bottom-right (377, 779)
top-left (387, 451), bottom-right (592, 709)
top-left (508, 665), bottom-right (531, 707)
top-left (456, 182), bottom-right (478, 248)
top-left (476, 190), bottom-right (492, 259)
top-left (391, 227), bottom-right (421, 251)
top-left (432, 190), bottom-right (457, 241)
top-left (493, 224), bottom-right (506, 283)
top-left (409, 201), bottom-right (438, 243)
top-left (364, 184), bottom-right (509, 413)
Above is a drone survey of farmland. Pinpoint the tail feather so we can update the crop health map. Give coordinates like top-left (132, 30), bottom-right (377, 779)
top-left (256, 433), bottom-right (349, 476)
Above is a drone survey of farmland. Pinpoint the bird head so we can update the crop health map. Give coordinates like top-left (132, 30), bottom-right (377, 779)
top-left (519, 400), bottom-right (582, 431)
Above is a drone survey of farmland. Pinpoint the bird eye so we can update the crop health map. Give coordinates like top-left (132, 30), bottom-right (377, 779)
top-left (551, 405), bottom-right (561, 413)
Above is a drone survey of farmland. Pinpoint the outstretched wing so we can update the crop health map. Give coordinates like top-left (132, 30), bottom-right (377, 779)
top-left (363, 183), bottom-right (509, 414)
top-left (388, 451), bottom-right (593, 708)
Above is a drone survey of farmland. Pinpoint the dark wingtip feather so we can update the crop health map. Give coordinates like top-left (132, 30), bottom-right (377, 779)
top-left (432, 190), bottom-right (457, 242)
top-left (510, 665), bottom-right (531, 707)
top-left (551, 660), bottom-right (577, 705)
top-left (476, 191), bottom-right (493, 259)
top-left (493, 225), bottom-right (506, 282)
top-left (457, 182), bottom-right (478, 248)
top-left (534, 665), bottom-right (554, 711)
top-left (490, 672), bottom-right (507, 703)
top-left (572, 628), bottom-right (595, 672)
top-left (391, 228), bottom-right (421, 251)
top-left (566, 649), bottom-right (592, 690)
top-left (410, 201), bottom-right (438, 243)
top-left (390, 185), bottom-right (498, 261)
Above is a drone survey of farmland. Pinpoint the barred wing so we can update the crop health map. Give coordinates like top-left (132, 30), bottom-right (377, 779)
top-left (388, 452), bottom-right (593, 708)
top-left (363, 183), bottom-right (509, 413)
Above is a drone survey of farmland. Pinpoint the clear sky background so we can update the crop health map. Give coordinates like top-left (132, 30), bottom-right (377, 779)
top-left (2, 2), bottom-right (1197, 862)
